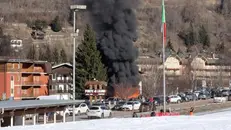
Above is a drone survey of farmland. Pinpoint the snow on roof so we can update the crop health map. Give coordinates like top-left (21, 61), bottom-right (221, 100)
top-left (52, 63), bottom-right (73, 69)
top-left (0, 100), bottom-right (84, 110)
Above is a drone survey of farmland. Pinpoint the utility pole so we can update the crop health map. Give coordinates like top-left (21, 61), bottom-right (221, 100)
top-left (70, 4), bottom-right (87, 122)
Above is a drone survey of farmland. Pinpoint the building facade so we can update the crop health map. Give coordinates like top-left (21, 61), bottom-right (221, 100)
top-left (49, 63), bottom-right (73, 99)
top-left (191, 56), bottom-right (231, 88)
top-left (137, 54), bottom-right (231, 89)
top-left (0, 58), bottom-right (51, 100)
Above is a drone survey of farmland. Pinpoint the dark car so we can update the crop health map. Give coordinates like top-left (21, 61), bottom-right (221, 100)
top-left (157, 96), bottom-right (170, 104)
top-left (111, 101), bottom-right (126, 110)
top-left (185, 93), bottom-right (198, 101)
top-left (228, 93), bottom-right (231, 101)
top-left (153, 97), bottom-right (161, 106)
top-left (178, 93), bottom-right (189, 102)
top-left (198, 92), bottom-right (211, 100)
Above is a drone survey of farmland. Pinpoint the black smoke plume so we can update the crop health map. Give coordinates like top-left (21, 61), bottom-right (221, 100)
top-left (86, 0), bottom-right (140, 87)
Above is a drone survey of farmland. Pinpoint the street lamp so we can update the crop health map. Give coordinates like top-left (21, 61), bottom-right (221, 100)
top-left (70, 4), bottom-right (87, 122)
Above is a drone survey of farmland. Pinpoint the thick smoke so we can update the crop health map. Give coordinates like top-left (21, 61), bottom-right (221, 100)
top-left (87, 0), bottom-right (140, 87)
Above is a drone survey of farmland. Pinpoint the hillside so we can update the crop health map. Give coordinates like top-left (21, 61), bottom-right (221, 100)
top-left (0, 0), bottom-right (231, 60)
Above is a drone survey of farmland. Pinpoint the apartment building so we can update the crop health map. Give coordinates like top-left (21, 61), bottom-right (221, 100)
top-left (0, 58), bottom-right (51, 100)
top-left (191, 55), bottom-right (231, 87)
top-left (137, 54), bottom-right (231, 88)
top-left (49, 63), bottom-right (73, 99)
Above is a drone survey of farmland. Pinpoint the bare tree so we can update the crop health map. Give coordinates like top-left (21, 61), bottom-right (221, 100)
top-left (142, 66), bottom-right (162, 98)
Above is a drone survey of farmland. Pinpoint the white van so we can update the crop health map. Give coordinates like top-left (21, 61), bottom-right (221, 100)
top-left (36, 94), bottom-right (69, 100)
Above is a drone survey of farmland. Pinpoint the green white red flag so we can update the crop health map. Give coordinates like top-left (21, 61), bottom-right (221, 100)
top-left (161, 0), bottom-right (166, 45)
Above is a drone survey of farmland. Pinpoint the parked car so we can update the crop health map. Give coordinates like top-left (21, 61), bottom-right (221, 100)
top-left (168, 95), bottom-right (182, 103)
top-left (105, 97), bottom-right (122, 105)
top-left (193, 91), bottom-right (201, 98)
top-left (87, 106), bottom-right (112, 118)
top-left (198, 92), bottom-right (210, 100)
top-left (213, 97), bottom-right (227, 103)
top-left (121, 101), bottom-right (141, 110)
top-left (68, 103), bottom-right (89, 115)
top-left (111, 101), bottom-right (127, 110)
top-left (222, 90), bottom-right (230, 97)
top-left (185, 93), bottom-right (198, 101)
top-left (153, 97), bottom-right (161, 106)
top-left (178, 93), bottom-right (189, 102)
top-left (228, 94), bottom-right (231, 101)
top-left (158, 96), bottom-right (170, 104)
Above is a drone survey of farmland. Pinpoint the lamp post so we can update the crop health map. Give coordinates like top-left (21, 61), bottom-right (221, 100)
top-left (70, 4), bottom-right (87, 122)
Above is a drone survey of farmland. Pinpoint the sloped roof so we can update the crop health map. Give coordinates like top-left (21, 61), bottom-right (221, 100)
top-left (52, 63), bottom-right (73, 69)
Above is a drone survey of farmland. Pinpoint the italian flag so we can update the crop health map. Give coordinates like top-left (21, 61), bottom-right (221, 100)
top-left (161, 0), bottom-right (166, 45)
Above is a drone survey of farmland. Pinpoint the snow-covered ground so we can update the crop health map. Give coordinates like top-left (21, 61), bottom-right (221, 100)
top-left (4, 111), bottom-right (231, 130)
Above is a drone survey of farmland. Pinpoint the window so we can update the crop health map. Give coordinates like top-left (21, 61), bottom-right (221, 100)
top-left (18, 74), bottom-right (20, 81)
top-left (57, 75), bottom-right (61, 81)
top-left (17, 87), bottom-right (20, 95)
top-left (52, 74), bottom-right (56, 80)
top-left (34, 76), bottom-right (39, 82)
top-left (65, 85), bottom-right (68, 91)
top-left (100, 106), bottom-right (106, 110)
top-left (81, 104), bottom-right (86, 107)
top-left (11, 88), bottom-right (14, 94)
top-left (12, 63), bottom-right (14, 69)
top-left (90, 107), bottom-right (99, 110)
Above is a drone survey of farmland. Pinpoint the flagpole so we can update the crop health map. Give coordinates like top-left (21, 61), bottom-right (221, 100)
top-left (162, 0), bottom-right (166, 113)
top-left (162, 26), bottom-right (166, 113)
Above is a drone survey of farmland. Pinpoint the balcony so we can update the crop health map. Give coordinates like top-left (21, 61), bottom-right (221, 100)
top-left (21, 68), bottom-right (34, 73)
top-left (21, 89), bottom-right (36, 99)
top-left (49, 89), bottom-right (72, 94)
top-left (21, 93), bottom-right (34, 98)
top-left (7, 68), bottom-right (20, 72)
top-left (22, 81), bottom-right (43, 86)
top-left (34, 67), bottom-right (44, 73)
top-left (51, 80), bottom-right (73, 84)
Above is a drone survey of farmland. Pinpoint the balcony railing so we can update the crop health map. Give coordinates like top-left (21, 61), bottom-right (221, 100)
top-left (7, 68), bottom-right (20, 72)
top-left (21, 68), bottom-right (34, 73)
top-left (21, 93), bottom-right (34, 98)
top-left (49, 89), bottom-right (72, 94)
top-left (51, 80), bottom-right (73, 84)
top-left (22, 81), bottom-right (43, 86)
top-left (34, 68), bottom-right (44, 73)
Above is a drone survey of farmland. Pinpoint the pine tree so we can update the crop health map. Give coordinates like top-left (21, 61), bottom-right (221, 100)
top-left (186, 23), bottom-right (196, 46)
top-left (27, 45), bottom-right (36, 60)
top-left (75, 24), bottom-right (107, 99)
top-left (52, 47), bottom-right (59, 64)
top-left (39, 47), bottom-right (46, 61)
top-left (50, 16), bottom-right (62, 32)
top-left (60, 48), bottom-right (67, 63)
top-left (199, 25), bottom-right (210, 48)
top-left (44, 45), bottom-right (52, 62)
top-left (39, 45), bottom-right (51, 61)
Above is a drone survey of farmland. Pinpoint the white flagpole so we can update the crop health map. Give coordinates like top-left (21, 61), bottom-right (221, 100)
top-left (162, 25), bottom-right (166, 113)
